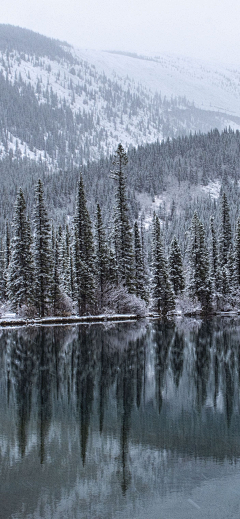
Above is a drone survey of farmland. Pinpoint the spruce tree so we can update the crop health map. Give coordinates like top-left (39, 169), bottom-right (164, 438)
top-left (58, 225), bottom-right (72, 297)
top-left (111, 144), bottom-right (134, 292)
top-left (95, 203), bottom-right (112, 308)
top-left (210, 215), bottom-right (218, 283)
top-left (188, 212), bottom-right (212, 310)
top-left (219, 192), bottom-right (232, 268)
top-left (73, 174), bottom-right (95, 314)
top-left (7, 188), bottom-right (34, 311)
top-left (33, 179), bottom-right (53, 317)
top-left (0, 236), bottom-right (4, 300)
top-left (1, 221), bottom-right (11, 300)
top-left (134, 221), bottom-right (148, 301)
top-left (169, 236), bottom-right (185, 295)
top-left (234, 218), bottom-right (240, 287)
top-left (151, 214), bottom-right (175, 315)
top-left (5, 220), bottom-right (11, 271)
top-left (52, 229), bottom-right (62, 314)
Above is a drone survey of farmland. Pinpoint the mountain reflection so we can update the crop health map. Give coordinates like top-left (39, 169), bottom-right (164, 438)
top-left (1, 318), bottom-right (240, 517)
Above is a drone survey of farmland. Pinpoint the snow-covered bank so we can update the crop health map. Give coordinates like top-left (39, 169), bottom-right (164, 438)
top-left (1, 310), bottom-right (240, 328)
top-left (0, 314), bottom-right (140, 328)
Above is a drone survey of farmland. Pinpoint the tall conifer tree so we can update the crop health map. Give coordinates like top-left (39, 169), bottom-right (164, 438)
top-left (112, 144), bottom-right (134, 292)
top-left (151, 214), bottom-right (175, 315)
top-left (134, 221), bottom-right (148, 301)
top-left (7, 188), bottom-right (34, 311)
top-left (219, 192), bottom-right (232, 268)
top-left (73, 174), bottom-right (95, 314)
top-left (234, 218), bottom-right (240, 288)
top-left (95, 203), bottom-right (112, 308)
top-left (169, 236), bottom-right (185, 295)
top-left (33, 179), bottom-right (53, 317)
top-left (188, 212), bottom-right (212, 310)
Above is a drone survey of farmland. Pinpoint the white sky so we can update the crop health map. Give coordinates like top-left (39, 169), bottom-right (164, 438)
top-left (1, 0), bottom-right (240, 64)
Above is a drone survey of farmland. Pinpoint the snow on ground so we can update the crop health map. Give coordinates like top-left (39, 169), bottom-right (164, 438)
top-left (73, 49), bottom-right (240, 116)
top-left (137, 179), bottom-right (221, 230)
top-left (202, 180), bottom-right (221, 199)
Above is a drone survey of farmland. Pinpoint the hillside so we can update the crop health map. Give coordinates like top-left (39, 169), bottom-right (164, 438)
top-left (1, 26), bottom-right (240, 250)
top-left (0, 24), bottom-right (240, 174)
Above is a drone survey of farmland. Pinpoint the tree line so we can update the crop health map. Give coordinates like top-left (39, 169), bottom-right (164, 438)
top-left (0, 144), bottom-right (239, 318)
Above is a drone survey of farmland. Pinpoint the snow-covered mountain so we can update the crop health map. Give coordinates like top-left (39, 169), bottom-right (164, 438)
top-left (76, 49), bottom-right (240, 117)
top-left (1, 25), bottom-right (240, 170)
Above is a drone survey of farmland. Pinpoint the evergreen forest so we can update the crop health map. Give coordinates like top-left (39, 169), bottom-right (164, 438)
top-left (1, 137), bottom-right (240, 318)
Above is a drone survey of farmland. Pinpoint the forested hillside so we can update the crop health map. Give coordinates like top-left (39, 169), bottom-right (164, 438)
top-left (1, 127), bottom-right (240, 235)
top-left (1, 139), bottom-right (240, 318)
top-left (1, 26), bottom-right (240, 317)
top-left (0, 25), bottom-right (240, 171)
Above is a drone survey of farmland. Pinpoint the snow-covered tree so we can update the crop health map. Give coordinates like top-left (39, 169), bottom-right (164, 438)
top-left (33, 179), bottom-right (53, 317)
top-left (219, 192), bottom-right (232, 268)
top-left (112, 144), bottom-right (134, 292)
top-left (73, 174), bottom-right (95, 314)
top-left (169, 236), bottom-right (185, 295)
top-left (210, 215), bottom-right (218, 284)
top-left (7, 188), bottom-right (34, 311)
top-left (134, 221), bottom-right (148, 302)
top-left (151, 214), bottom-right (175, 315)
top-left (188, 212), bottom-right (212, 311)
top-left (233, 217), bottom-right (240, 290)
top-left (95, 203), bottom-right (112, 308)
top-left (58, 225), bottom-right (72, 297)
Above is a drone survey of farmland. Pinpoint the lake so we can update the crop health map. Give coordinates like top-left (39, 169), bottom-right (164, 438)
top-left (1, 318), bottom-right (240, 519)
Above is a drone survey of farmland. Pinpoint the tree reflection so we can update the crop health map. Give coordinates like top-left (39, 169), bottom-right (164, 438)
top-left (2, 317), bottom-right (240, 484)
top-left (154, 321), bottom-right (175, 414)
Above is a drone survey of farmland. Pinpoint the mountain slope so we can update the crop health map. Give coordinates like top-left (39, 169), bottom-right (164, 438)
top-left (77, 49), bottom-right (240, 116)
top-left (0, 25), bottom-right (240, 172)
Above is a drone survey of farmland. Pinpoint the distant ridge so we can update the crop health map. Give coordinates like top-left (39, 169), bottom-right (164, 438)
top-left (0, 24), bottom-right (73, 61)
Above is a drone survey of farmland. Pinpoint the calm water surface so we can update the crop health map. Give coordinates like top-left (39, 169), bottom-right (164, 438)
top-left (1, 318), bottom-right (240, 519)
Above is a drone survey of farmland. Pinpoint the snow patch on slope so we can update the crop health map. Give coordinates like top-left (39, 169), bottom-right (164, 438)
top-left (74, 49), bottom-right (240, 117)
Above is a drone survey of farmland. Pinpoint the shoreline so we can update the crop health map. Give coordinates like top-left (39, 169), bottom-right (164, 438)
top-left (1, 310), bottom-right (240, 327)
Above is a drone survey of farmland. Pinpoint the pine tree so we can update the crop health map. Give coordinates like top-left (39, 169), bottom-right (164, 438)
top-left (5, 220), bottom-right (11, 270)
top-left (0, 236), bottom-right (4, 300)
top-left (134, 221), bottom-right (148, 301)
top-left (234, 218), bottom-right (240, 287)
top-left (73, 174), bottom-right (95, 314)
top-left (169, 236), bottom-right (185, 295)
top-left (188, 212), bottom-right (212, 311)
top-left (210, 216), bottom-right (218, 282)
top-left (33, 179), bottom-right (53, 317)
top-left (7, 188), bottom-right (34, 311)
top-left (52, 228), bottom-right (62, 314)
top-left (151, 214), bottom-right (175, 315)
top-left (1, 221), bottom-right (11, 300)
top-left (219, 192), bottom-right (232, 268)
top-left (58, 225), bottom-right (72, 297)
top-left (95, 203), bottom-right (112, 308)
top-left (226, 244), bottom-right (235, 295)
top-left (111, 144), bottom-right (134, 292)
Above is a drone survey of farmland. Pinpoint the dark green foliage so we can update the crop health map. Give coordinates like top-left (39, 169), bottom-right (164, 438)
top-left (6, 189), bottom-right (34, 311)
top-left (33, 180), bottom-right (53, 317)
top-left (58, 225), bottom-right (72, 297)
top-left (210, 216), bottom-right (218, 284)
top-left (234, 218), bottom-right (240, 287)
top-left (112, 144), bottom-right (135, 292)
top-left (133, 221), bottom-right (148, 301)
top-left (73, 175), bottom-right (95, 314)
top-left (188, 212), bottom-right (212, 311)
top-left (95, 203), bottom-right (114, 307)
top-left (52, 230), bottom-right (63, 314)
top-left (219, 193), bottom-right (232, 268)
top-left (169, 236), bottom-right (185, 295)
top-left (151, 214), bottom-right (175, 315)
